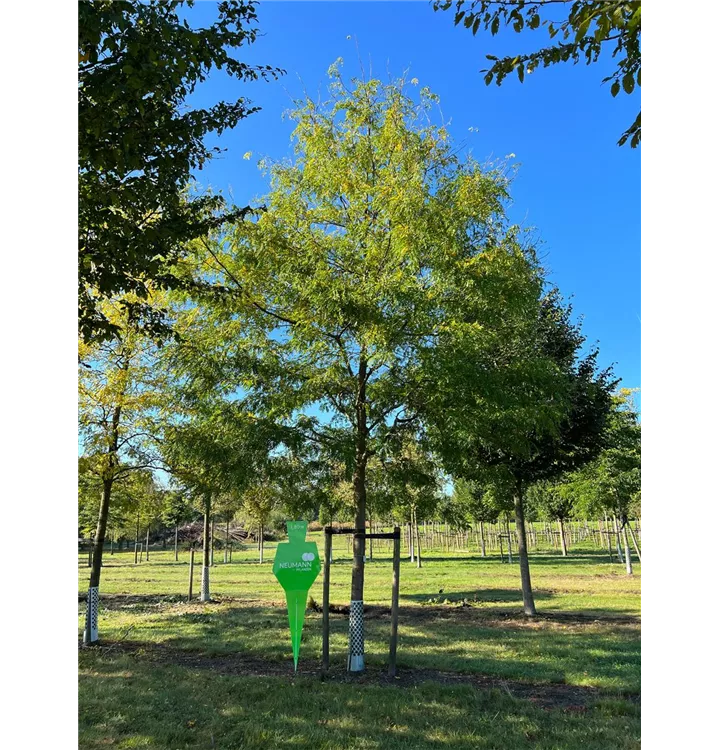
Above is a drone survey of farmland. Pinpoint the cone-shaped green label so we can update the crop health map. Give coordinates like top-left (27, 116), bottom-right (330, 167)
top-left (272, 521), bottom-right (321, 671)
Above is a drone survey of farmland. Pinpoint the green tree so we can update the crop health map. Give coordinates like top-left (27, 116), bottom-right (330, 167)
top-left (434, 1), bottom-right (641, 147)
top-left (78, 0), bottom-right (282, 342)
top-left (380, 432), bottom-right (441, 568)
top-left (452, 477), bottom-right (502, 556)
top-left (162, 488), bottom-right (195, 560)
top-left (78, 295), bottom-right (167, 641)
top-left (427, 291), bottom-right (615, 615)
top-left (161, 392), bottom-right (286, 599)
top-left (562, 388), bottom-right (640, 569)
top-left (527, 480), bottom-right (575, 555)
top-left (185, 66), bottom-right (545, 669)
top-left (240, 484), bottom-right (280, 563)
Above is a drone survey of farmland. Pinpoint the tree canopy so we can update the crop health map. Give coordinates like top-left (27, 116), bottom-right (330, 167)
top-left (78, 0), bottom-right (281, 342)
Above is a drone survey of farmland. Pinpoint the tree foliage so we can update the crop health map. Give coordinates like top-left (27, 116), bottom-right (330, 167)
top-left (78, 0), bottom-right (282, 342)
top-left (434, 1), bottom-right (641, 147)
top-left (554, 388), bottom-right (640, 520)
top-left (429, 290), bottom-right (616, 491)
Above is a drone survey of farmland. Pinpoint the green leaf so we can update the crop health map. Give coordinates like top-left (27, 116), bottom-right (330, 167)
top-left (622, 73), bottom-right (634, 95)
top-left (610, 80), bottom-right (620, 97)
top-left (576, 19), bottom-right (591, 41)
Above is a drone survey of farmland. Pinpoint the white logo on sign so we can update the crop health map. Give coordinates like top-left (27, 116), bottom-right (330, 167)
top-left (302, 552), bottom-right (315, 562)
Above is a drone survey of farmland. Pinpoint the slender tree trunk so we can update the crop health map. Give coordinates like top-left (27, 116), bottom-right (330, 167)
top-left (612, 514), bottom-right (624, 563)
top-left (200, 499), bottom-right (211, 602)
top-left (84, 477), bottom-right (114, 643)
top-left (348, 356), bottom-right (368, 672)
top-left (174, 524), bottom-right (179, 562)
top-left (145, 527), bottom-right (150, 561)
top-left (480, 520), bottom-right (486, 557)
top-left (513, 484), bottom-right (537, 616)
top-left (622, 521), bottom-right (633, 575)
top-left (225, 518), bottom-right (230, 563)
top-left (506, 515), bottom-right (513, 564)
top-left (259, 523), bottom-right (264, 564)
top-left (134, 511), bottom-right (140, 564)
top-left (559, 517), bottom-right (568, 556)
top-left (415, 507), bottom-right (422, 569)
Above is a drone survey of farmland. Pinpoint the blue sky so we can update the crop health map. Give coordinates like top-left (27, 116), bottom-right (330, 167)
top-left (186, 1), bottom-right (640, 402)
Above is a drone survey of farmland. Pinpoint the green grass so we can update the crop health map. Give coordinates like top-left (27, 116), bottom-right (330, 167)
top-left (79, 535), bottom-right (640, 749)
top-left (79, 653), bottom-right (639, 749)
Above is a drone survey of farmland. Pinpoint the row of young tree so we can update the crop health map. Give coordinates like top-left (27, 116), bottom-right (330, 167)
top-left (80, 383), bottom-right (639, 573)
top-left (79, 67), bottom-right (638, 670)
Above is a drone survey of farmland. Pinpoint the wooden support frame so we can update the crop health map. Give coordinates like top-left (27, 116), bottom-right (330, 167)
top-left (322, 526), bottom-right (401, 678)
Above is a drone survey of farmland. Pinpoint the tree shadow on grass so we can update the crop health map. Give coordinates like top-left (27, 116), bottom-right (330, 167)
top-left (404, 588), bottom-right (555, 605)
top-left (79, 650), bottom-right (640, 750)
top-left (85, 598), bottom-right (640, 695)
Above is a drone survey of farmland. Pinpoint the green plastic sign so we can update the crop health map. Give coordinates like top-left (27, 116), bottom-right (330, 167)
top-left (272, 520), bottom-right (321, 670)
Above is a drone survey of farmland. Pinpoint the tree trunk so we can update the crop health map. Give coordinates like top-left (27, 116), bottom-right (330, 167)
top-left (348, 356), bottom-right (368, 672)
top-left (84, 477), bottom-right (114, 643)
top-left (259, 523), bottom-right (264, 564)
top-left (415, 507), bottom-right (422, 569)
top-left (174, 524), bottom-right (179, 562)
top-left (612, 514), bottom-right (624, 563)
top-left (134, 511), bottom-right (140, 564)
top-left (506, 516), bottom-right (513, 564)
top-left (479, 520), bottom-right (486, 557)
top-left (513, 485), bottom-right (537, 616)
top-left (200, 500), bottom-right (211, 602)
top-left (622, 522), bottom-right (633, 575)
top-left (225, 518), bottom-right (230, 563)
top-left (558, 518), bottom-right (568, 556)
top-left (145, 526), bottom-right (150, 561)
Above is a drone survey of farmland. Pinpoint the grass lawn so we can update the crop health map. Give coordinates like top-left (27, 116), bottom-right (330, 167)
top-left (79, 534), bottom-right (640, 749)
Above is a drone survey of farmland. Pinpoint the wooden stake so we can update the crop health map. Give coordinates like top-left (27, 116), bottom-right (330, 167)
top-left (188, 547), bottom-right (195, 601)
top-left (388, 527), bottom-right (401, 679)
top-left (322, 528), bottom-right (332, 674)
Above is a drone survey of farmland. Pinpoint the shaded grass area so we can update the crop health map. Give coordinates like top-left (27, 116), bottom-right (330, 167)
top-left (79, 650), bottom-right (640, 750)
top-left (83, 599), bottom-right (640, 693)
top-left (79, 539), bottom-right (640, 748)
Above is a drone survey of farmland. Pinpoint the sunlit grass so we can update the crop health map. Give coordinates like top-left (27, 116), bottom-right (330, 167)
top-left (79, 535), bottom-right (640, 749)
